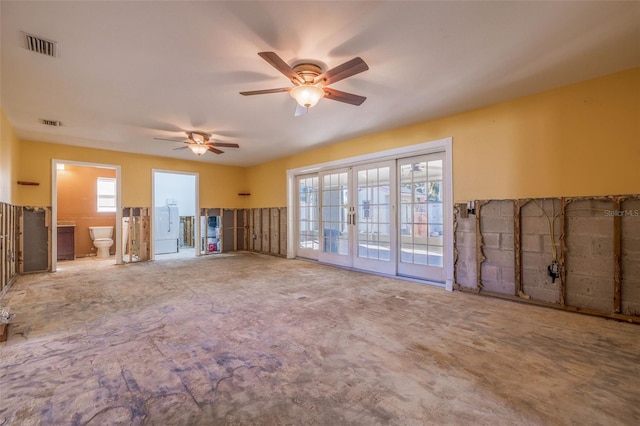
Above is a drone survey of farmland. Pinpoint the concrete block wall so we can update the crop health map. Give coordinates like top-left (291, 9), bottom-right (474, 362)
top-left (479, 200), bottom-right (514, 295)
top-left (521, 200), bottom-right (561, 303)
top-left (621, 199), bottom-right (640, 316)
top-left (454, 205), bottom-right (476, 289)
top-left (453, 195), bottom-right (639, 322)
top-left (565, 200), bottom-right (614, 313)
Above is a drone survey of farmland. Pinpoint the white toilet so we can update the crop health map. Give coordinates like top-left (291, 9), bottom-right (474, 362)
top-left (89, 226), bottom-right (114, 259)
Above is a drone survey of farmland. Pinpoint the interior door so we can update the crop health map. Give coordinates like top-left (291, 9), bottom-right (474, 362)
top-left (397, 153), bottom-right (445, 281)
top-left (352, 161), bottom-right (396, 274)
top-left (318, 168), bottom-right (351, 267)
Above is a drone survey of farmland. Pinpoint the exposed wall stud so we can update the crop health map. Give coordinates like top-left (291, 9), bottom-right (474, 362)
top-left (613, 197), bottom-right (622, 313)
top-left (452, 205), bottom-right (459, 288)
top-left (559, 198), bottom-right (568, 307)
top-left (514, 199), bottom-right (526, 297)
top-left (270, 208), bottom-right (280, 256)
top-left (261, 208), bottom-right (270, 253)
top-left (475, 200), bottom-right (485, 292)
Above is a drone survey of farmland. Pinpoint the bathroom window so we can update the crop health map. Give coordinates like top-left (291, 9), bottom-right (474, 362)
top-left (97, 177), bottom-right (116, 213)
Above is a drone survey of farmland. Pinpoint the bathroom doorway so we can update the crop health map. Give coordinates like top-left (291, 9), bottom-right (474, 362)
top-left (52, 160), bottom-right (122, 272)
top-left (151, 170), bottom-right (199, 259)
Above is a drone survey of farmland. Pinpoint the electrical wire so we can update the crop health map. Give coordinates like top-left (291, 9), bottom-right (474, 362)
top-left (532, 199), bottom-right (560, 261)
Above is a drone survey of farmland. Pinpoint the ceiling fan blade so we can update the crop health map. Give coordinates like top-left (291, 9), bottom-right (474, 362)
top-left (294, 104), bottom-right (308, 117)
top-left (323, 88), bottom-right (367, 106)
top-left (258, 52), bottom-right (304, 85)
top-left (207, 146), bottom-right (224, 154)
top-left (240, 87), bottom-right (291, 96)
top-left (172, 146), bottom-right (190, 151)
top-left (208, 142), bottom-right (240, 148)
top-left (314, 57), bottom-right (369, 86)
top-left (154, 137), bottom-right (188, 143)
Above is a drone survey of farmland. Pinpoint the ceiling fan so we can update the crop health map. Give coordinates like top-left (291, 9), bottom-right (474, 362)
top-left (240, 52), bottom-right (369, 116)
top-left (154, 131), bottom-right (239, 156)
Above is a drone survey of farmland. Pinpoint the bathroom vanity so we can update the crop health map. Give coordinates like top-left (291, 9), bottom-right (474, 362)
top-left (57, 224), bottom-right (75, 260)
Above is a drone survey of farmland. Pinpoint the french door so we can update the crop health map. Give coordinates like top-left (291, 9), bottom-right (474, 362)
top-left (296, 152), bottom-right (446, 283)
top-left (352, 161), bottom-right (396, 274)
top-left (296, 174), bottom-right (320, 260)
top-left (315, 161), bottom-right (395, 274)
top-left (397, 154), bottom-right (444, 281)
top-left (317, 168), bottom-right (351, 267)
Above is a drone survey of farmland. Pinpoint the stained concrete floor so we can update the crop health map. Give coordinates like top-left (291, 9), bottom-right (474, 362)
top-left (1, 252), bottom-right (639, 425)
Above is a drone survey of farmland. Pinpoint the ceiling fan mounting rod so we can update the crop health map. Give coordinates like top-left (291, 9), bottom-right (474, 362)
top-left (188, 131), bottom-right (209, 144)
top-left (292, 63), bottom-right (323, 84)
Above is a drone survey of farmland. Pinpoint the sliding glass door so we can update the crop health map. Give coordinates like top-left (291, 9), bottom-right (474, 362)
top-left (295, 152), bottom-right (446, 283)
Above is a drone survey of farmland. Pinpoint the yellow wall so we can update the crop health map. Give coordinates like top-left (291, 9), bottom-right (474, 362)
top-left (246, 68), bottom-right (640, 207)
top-left (0, 108), bottom-right (21, 204)
top-left (7, 68), bottom-right (640, 209)
top-left (16, 141), bottom-right (248, 208)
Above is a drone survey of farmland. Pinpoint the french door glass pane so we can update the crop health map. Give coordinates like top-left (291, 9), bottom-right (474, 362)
top-left (298, 176), bottom-right (319, 250)
top-left (427, 160), bottom-right (443, 266)
top-left (399, 159), bottom-right (444, 267)
top-left (356, 165), bottom-right (391, 261)
top-left (322, 172), bottom-right (348, 255)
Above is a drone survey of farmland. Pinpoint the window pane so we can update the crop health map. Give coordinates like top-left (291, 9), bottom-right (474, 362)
top-left (428, 160), bottom-right (443, 181)
top-left (97, 177), bottom-right (116, 212)
top-left (97, 178), bottom-right (116, 195)
top-left (100, 197), bottom-right (116, 208)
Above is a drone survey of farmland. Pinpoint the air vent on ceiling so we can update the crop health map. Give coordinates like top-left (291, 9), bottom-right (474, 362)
top-left (22, 32), bottom-right (58, 57)
top-left (40, 119), bottom-right (62, 127)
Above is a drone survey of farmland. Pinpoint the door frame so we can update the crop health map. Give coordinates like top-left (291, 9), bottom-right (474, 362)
top-left (286, 137), bottom-right (454, 290)
top-left (51, 159), bottom-right (122, 271)
top-left (151, 169), bottom-right (200, 260)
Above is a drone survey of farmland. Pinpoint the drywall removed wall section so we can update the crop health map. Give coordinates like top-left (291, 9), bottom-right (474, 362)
top-left (200, 208), bottom-right (248, 254)
top-left (22, 207), bottom-right (50, 273)
top-left (565, 200), bottom-right (615, 312)
top-left (222, 209), bottom-right (235, 252)
top-left (454, 195), bottom-right (640, 323)
top-left (520, 199), bottom-right (562, 304)
top-left (479, 201), bottom-right (515, 295)
top-left (250, 209), bottom-right (262, 252)
top-left (621, 198), bottom-right (640, 316)
top-left (247, 208), bottom-right (287, 257)
top-left (0, 203), bottom-right (20, 294)
top-left (122, 208), bottom-right (150, 263)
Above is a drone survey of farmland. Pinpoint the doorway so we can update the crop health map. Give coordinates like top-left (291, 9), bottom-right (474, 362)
top-left (52, 160), bottom-right (122, 271)
top-left (151, 170), bottom-right (199, 259)
top-left (288, 138), bottom-right (453, 288)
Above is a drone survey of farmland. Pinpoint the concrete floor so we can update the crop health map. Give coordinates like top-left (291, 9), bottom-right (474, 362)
top-left (1, 252), bottom-right (638, 425)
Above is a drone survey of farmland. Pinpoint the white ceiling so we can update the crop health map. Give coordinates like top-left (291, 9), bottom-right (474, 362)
top-left (2, 1), bottom-right (639, 167)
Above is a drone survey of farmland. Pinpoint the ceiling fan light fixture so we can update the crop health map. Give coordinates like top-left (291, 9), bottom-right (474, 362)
top-left (290, 85), bottom-right (325, 108)
top-left (189, 144), bottom-right (209, 156)
top-left (188, 131), bottom-right (207, 145)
